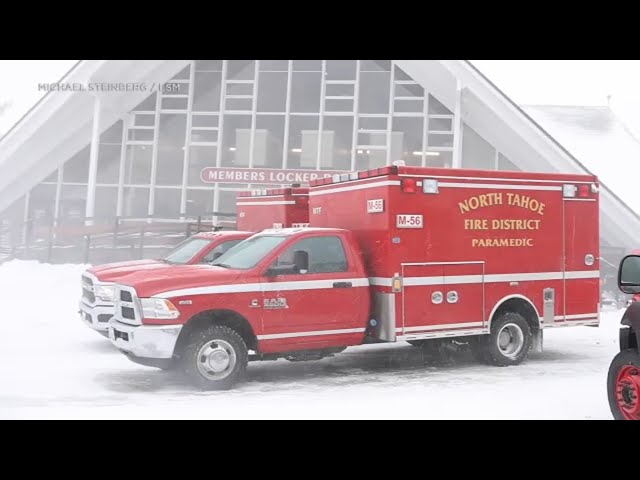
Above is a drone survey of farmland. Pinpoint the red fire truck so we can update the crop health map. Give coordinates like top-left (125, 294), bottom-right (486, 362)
top-left (106, 164), bottom-right (600, 390)
top-left (81, 189), bottom-right (310, 336)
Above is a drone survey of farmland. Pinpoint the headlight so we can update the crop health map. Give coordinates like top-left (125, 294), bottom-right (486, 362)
top-left (94, 284), bottom-right (116, 302)
top-left (140, 298), bottom-right (180, 319)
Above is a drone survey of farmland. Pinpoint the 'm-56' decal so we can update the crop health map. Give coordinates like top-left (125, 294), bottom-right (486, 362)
top-left (396, 214), bottom-right (423, 228)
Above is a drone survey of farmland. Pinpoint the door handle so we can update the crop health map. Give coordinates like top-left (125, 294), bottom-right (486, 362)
top-left (333, 281), bottom-right (352, 288)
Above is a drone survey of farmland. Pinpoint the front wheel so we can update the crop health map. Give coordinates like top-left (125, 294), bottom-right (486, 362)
top-left (478, 312), bottom-right (532, 366)
top-left (182, 325), bottom-right (248, 390)
top-left (607, 349), bottom-right (640, 420)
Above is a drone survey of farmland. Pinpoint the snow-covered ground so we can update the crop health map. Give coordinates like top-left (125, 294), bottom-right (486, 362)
top-left (0, 260), bottom-right (623, 419)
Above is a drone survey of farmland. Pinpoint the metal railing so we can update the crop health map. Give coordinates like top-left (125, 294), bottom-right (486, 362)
top-left (0, 211), bottom-right (237, 265)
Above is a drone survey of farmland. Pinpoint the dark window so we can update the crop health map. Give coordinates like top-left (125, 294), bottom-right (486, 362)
top-left (274, 236), bottom-right (348, 274)
top-left (201, 239), bottom-right (243, 263)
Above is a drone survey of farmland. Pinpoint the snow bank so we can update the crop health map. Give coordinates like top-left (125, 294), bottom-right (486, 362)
top-left (0, 260), bottom-right (624, 419)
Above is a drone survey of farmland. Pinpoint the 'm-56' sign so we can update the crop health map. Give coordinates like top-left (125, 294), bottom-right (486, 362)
top-left (201, 167), bottom-right (348, 185)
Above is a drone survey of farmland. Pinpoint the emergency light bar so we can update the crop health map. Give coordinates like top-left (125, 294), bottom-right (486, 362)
top-left (563, 183), bottom-right (598, 198)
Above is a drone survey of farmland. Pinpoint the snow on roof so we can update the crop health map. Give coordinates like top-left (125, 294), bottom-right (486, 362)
top-left (523, 105), bottom-right (640, 216)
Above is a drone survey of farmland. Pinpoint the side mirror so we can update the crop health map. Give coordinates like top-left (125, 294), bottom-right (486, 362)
top-left (293, 250), bottom-right (309, 274)
top-left (619, 255), bottom-right (640, 294)
top-left (212, 252), bottom-right (223, 261)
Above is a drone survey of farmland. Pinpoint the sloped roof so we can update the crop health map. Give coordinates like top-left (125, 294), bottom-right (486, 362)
top-left (523, 105), bottom-right (640, 216)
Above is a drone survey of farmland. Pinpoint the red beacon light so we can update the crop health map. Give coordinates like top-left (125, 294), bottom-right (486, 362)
top-left (401, 178), bottom-right (418, 193)
top-left (577, 184), bottom-right (590, 198)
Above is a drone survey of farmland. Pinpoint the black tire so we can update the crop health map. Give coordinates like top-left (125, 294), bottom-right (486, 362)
top-left (182, 325), bottom-right (248, 391)
top-left (478, 312), bottom-right (532, 366)
top-left (607, 348), bottom-right (640, 420)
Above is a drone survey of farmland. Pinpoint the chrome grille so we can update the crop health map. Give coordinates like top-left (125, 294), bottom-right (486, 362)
top-left (115, 284), bottom-right (141, 326)
top-left (81, 274), bottom-right (95, 303)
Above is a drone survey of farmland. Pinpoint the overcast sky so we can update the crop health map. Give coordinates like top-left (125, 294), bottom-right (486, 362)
top-left (2, 60), bottom-right (640, 135)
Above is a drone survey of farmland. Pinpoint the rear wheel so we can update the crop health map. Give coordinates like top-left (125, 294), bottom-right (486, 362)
top-left (182, 325), bottom-right (248, 390)
top-left (477, 312), bottom-right (532, 366)
top-left (607, 349), bottom-right (640, 420)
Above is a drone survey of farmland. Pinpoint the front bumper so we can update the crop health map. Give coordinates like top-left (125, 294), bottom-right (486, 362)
top-left (79, 300), bottom-right (115, 333)
top-left (108, 319), bottom-right (183, 359)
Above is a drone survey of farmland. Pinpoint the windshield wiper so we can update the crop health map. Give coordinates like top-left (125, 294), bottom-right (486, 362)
top-left (212, 263), bottom-right (232, 269)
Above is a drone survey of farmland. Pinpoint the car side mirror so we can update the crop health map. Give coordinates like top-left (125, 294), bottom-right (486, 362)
top-left (293, 250), bottom-right (309, 274)
top-left (619, 254), bottom-right (640, 294)
top-left (212, 252), bottom-right (223, 261)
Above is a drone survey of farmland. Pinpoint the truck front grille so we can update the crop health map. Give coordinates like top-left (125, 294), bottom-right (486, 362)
top-left (122, 306), bottom-right (135, 320)
top-left (115, 284), bottom-right (141, 326)
top-left (81, 274), bottom-right (95, 303)
top-left (120, 290), bottom-right (133, 302)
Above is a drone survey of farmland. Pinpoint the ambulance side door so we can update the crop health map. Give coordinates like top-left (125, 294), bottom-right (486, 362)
top-left (260, 234), bottom-right (366, 344)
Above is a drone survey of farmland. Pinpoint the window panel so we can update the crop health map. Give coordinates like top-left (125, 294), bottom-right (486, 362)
top-left (260, 60), bottom-right (288, 72)
top-left (428, 95), bottom-right (453, 115)
top-left (292, 60), bottom-right (322, 72)
top-left (359, 72), bottom-right (390, 114)
top-left (290, 72), bottom-right (321, 113)
top-left (322, 116), bottom-right (353, 171)
top-left (193, 72), bottom-right (222, 112)
top-left (97, 144), bottom-right (122, 185)
top-left (391, 117), bottom-right (424, 166)
top-left (257, 72), bottom-right (288, 112)
top-left (121, 187), bottom-right (149, 217)
top-left (274, 236), bottom-right (348, 273)
top-left (189, 146), bottom-right (217, 185)
top-left (221, 115), bottom-right (252, 167)
top-left (94, 186), bottom-right (118, 219)
top-left (62, 146), bottom-right (90, 183)
top-left (186, 188), bottom-right (214, 215)
top-left (326, 60), bottom-right (356, 80)
top-left (254, 115), bottom-right (285, 168)
top-left (123, 145), bottom-right (153, 185)
top-left (498, 153), bottom-right (520, 171)
top-left (287, 115), bottom-right (320, 169)
top-left (195, 60), bottom-right (223, 72)
top-left (227, 60), bottom-right (255, 80)
top-left (59, 185), bottom-right (87, 222)
top-left (154, 188), bottom-right (181, 217)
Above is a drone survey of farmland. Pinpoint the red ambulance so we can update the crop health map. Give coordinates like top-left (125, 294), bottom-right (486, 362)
top-left (106, 164), bottom-right (600, 390)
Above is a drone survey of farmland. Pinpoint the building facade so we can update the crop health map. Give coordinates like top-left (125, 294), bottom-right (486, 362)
top-left (0, 59), bottom-right (639, 266)
top-left (1, 60), bottom-right (521, 228)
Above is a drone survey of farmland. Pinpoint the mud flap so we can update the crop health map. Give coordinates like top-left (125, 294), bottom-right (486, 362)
top-left (532, 328), bottom-right (543, 353)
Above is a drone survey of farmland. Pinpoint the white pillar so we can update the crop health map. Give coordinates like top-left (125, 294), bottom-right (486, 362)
top-left (85, 94), bottom-right (102, 223)
top-left (452, 80), bottom-right (464, 169)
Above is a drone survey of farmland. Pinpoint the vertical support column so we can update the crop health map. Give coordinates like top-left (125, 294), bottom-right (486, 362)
top-left (116, 115), bottom-right (129, 217)
top-left (422, 92), bottom-right (429, 167)
top-left (248, 60), bottom-right (259, 169)
top-left (282, 60), bottom-right (293, 169)
top-left (350, 60), bottom-right (361, 172)
top-left (452, 80), bottom-right (464, 169)
top-left (180, 60), bottom-right (196, 216)
top-left (147, 84), bottom-right (162, 218)
top-left (85, 94), bottom-right (102, 224)
top-left (316, 60), bottom-right (326, 171)
top-left (213, 60), bottom-right (228, 226)
top-left (386, 63), bottom-right (395, 165)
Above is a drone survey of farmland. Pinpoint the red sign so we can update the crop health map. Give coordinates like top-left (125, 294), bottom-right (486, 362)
top-left (200, 167), bottom-right (349, 185)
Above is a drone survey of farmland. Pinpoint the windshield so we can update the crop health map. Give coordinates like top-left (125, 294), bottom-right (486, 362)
top-left (212, 235), bottom-right (287, 270)
top-left (163, 237), bottom-right (213, 264)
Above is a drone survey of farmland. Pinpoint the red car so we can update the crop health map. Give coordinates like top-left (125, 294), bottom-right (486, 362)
top-left (79, 231), bottom-right (252, 336)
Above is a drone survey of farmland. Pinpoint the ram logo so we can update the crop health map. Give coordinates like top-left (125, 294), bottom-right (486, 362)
top-left (263, 298), bottom-right (288, 309)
